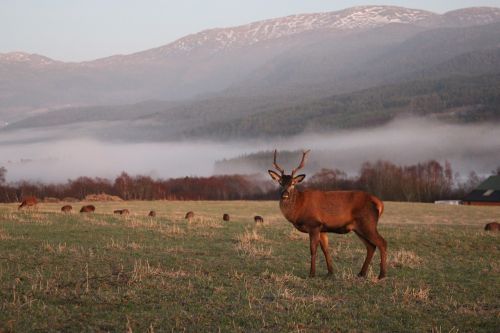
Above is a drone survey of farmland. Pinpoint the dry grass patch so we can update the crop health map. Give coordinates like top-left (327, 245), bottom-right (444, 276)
top-left (392, 284), bottom-right (431, 304)
top-left (235, 228), bottom-right (272, 258)
top-left (0, 228), bottom-right (12, 240)
top-left (189, 216), bottom-right (223, 228)
top-left (159, 225), bottom-right (185, 238)
top-left (129, 259), bottom-right (189, 284)
top-left (105, 238), bottom-right (143, 250)
top-left (42, 241), bottom-right (68, 253)
top-left (390, 249), bottom-right (423, 268)
top-left (260, 270), bottom-right (303, 285)
top-left (1, 212), bottom-right (53, 225)
top-left (402, 285), bottom-right (431, 303)
top-left (79, 215), bottom-right (109, 226)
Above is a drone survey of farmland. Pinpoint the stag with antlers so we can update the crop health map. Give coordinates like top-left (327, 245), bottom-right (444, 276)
top-left (268, 150), bottom-right (387, 279)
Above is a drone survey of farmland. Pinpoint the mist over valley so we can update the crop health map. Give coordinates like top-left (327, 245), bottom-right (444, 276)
top-left (0, 118), bottom-right (497, 183)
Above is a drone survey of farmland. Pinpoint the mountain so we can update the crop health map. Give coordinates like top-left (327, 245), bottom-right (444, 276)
top-left (2, 6), bottom-right (500, 120)
top-left (1, 5), bottom-right (500, 142)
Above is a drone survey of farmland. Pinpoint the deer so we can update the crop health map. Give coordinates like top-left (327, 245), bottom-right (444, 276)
top-left (223, 213), bottom-right (230, 222)
top-left (148, 210), bottom-right (156, 217)
top-left (18, 196), bottom-right (38, 210)
top-left (268, 150), bottom-right (387, 279)
top-left (484, 222), bottom-right (499, 231)
top-left (61, 205), bottom-right (73, 213)
top-left (254, 216), bottom-right (264, 224)
top-left (114, 209), bottom-right (130, 215)
top-left (185, 211), bottom-right (194, 221)
top-left (80, 205), bottom-right (96, 213)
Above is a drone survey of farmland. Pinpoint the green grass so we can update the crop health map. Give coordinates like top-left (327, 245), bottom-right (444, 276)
top-left (0, 201), bottom-right (499, 332)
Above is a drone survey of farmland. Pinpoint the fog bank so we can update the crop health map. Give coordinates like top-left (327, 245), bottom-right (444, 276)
top-left (0, 118), bottom-right (498, 182)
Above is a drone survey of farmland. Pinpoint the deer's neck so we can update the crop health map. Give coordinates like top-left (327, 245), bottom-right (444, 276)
top-left (279, 189), bottom-right (302, 223)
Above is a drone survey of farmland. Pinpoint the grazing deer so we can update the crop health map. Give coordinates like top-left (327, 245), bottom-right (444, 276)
top-left (485, 222), bottom-right (499, 231)
top-left (61, 205), bottom-right (72, 213)
top-left (268, 150), bottom-right (387, 279)
top-left (254, 216), bottom-right (264, 223)
top-left (148, 210), bottom-right (156, 217)
top-left (80, 205), bottom-right (95, 213)
top-left (223, 213), bottom-right (230, 222)
top-left (18, 196), bottom-right (38, 210)
top-left (185, 211), bottom-right (194, 221)
top-left (114, 209), bottom-right (129, 215)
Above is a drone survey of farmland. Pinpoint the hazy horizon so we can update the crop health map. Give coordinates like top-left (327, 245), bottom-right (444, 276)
top-left (1, 0), bottom-right (500, 61)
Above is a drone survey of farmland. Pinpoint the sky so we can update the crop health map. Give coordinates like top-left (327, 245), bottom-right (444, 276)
top-left (1, 0), bottom-right (500, 61)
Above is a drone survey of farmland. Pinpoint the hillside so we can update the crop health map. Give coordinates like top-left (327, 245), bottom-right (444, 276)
top-left (1, 6), bottom-right (500, 124)
top-left (186, 73), bottom-right (500, 139)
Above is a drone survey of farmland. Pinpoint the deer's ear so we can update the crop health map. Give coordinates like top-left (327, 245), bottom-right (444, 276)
top-left (293, 174), bottom-right (306, 184)
top-left (268, 170), bottom-right (282, 182)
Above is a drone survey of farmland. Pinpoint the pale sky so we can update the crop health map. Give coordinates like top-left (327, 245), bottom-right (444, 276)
top-left (1, 0), bottom-right (500, 62)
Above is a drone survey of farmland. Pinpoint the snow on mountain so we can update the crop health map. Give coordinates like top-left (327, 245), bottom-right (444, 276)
top-left (101, 5), bottom-right (500, 64)
top-left (148, 6), bottom-right (438, 57)
top-left (0, 52), bottom-right (58, 66)
top-left (2, 6), bottom-right (500, 68)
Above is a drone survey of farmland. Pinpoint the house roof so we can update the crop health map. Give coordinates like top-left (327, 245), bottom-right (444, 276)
top-left (463, 189), bottom-right (500, 202)
top-left (476, 175), bottom-right (500, 190)
top-left (462, 176), bottom-right (500, 202)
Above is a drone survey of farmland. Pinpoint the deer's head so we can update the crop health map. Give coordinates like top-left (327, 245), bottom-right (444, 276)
top-left (268, 149), bottom-right (309, 200)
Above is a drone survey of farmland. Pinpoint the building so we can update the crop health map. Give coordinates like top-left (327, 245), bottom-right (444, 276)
top-left (462, 175), bottom-right (500, 206)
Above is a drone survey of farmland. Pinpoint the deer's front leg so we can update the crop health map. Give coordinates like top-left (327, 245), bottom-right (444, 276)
top-left (309, 228), bottom-right (321, 277)
top-left (319, 232), bottom-right (334, 275)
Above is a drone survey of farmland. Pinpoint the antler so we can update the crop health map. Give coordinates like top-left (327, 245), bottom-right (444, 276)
top-left (272, 149), bottom-right (285, 175)
top-left (291, 150), bottom-right (310, 176)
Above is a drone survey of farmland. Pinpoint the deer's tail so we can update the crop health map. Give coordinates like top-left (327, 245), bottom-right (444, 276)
top-left (370, 195), bottom-right (384, 221)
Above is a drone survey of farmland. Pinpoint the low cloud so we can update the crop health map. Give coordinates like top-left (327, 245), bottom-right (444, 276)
top-left (0, 117), bottom-right (498, 182)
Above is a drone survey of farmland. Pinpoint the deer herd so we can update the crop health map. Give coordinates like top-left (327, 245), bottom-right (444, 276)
top-left (12, 150), bottom-right (499, 280)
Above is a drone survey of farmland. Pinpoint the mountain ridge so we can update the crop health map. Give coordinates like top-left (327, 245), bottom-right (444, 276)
top-left (2, 6), bottom-right (500, 66)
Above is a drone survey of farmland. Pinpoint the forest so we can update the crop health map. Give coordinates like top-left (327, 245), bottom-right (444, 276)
top-left (188, 73), bottom-right (500, 139)
top-left (0, 160), bottom-right (493, 203)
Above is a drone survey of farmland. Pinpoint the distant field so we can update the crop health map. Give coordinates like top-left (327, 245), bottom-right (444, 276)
top-left (0, 201), bottom-right (498, 332)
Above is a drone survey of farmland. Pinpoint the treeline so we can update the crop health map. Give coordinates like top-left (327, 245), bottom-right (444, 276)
top-left (307, 161), bottom-right (485, 203)
top-left (0, 160), bottom-right (493, 203)
top-left (0, 171), bottom-right (273, 202)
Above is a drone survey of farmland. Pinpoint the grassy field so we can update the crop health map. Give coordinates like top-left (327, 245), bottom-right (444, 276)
top-left (0, 200), bottom-right (498, 332)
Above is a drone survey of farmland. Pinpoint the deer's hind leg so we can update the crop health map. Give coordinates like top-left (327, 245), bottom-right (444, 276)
top-left (354, 231), bottom-right (376, 278)
top-left (355, 217), bottom-right (388, 280)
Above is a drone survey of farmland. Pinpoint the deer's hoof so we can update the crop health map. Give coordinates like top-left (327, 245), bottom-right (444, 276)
top-left (357, 272), bottom-right (367, 278)
top-left (377, 274), bottom-right (386, 280)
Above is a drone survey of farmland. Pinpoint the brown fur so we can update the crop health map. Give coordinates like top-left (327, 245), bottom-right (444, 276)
top-left (223, 213), bottom-right (230, 221)
top-left (148, 210), bottom-right (156, 217)
top-left (80, 205), bottom-right (95, 213)
top-left (114, 209), bottom-right (129, 215)
top-left (185, 211), bottom-right (194, 219)
top-left (18, 196), bottom-right (37, 210)
top-left (61, 205), bottom-right (72, 213)
top-left (485, 222), bottom-right (500, 231)
top-left (269, 150), bottom-right (388, 279)
top-left (254, 215), bottom-right (264, 223)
